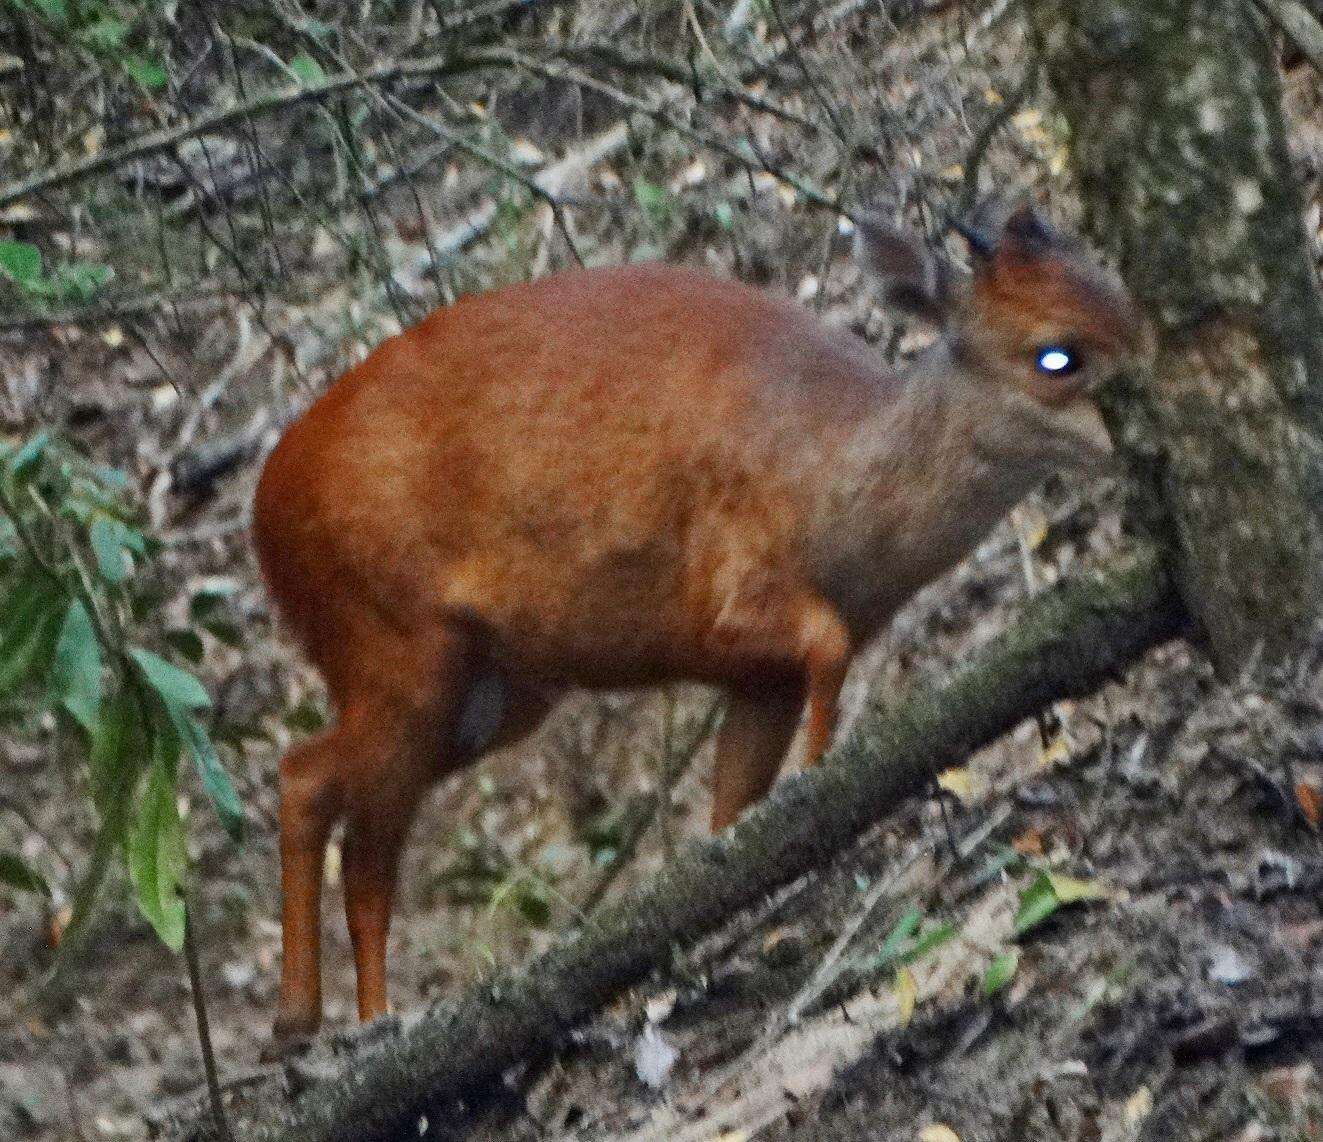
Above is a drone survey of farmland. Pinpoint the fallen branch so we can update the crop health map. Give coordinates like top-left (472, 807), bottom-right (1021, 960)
top-left (221, 547), bottom-right (1180, 1142)
top-left (1256, 0), bottom-right (1323, 73)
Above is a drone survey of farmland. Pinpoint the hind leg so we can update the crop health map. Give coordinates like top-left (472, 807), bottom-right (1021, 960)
top-left (710, 681), bottom-right (802, 832)
top-left (273, 721), bottom-right (354, 1044)
top-left (341, 728), bottom-right (433, 1023)
top-left (343, 666), bottom-right (558, 1022)
top-left (271, 618), bottom-right (471, 1043)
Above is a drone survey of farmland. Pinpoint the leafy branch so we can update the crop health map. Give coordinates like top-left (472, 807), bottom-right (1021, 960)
top-left (0, 432), bottom-right (243, 959)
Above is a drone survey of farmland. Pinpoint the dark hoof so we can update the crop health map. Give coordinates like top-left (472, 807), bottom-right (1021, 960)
top-left (264, 1011), bottom-right (321, 1063)
top-left (330, 1013), bottom-right (402, 1055)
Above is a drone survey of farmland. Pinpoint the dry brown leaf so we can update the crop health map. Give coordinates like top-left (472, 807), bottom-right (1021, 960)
top-left (47, 904), bottom-right (72, 950)
top-left (1295, 780), bottom-right (1321, 829)
top-left (1011, 826), bottom-right (1045, 856)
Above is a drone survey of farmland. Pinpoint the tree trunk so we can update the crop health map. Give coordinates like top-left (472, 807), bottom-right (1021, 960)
top-left (1027, 0), bottom-right (1323, 675)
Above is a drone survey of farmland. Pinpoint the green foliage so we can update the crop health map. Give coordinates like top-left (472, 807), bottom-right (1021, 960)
top-left (0, 432), bottom-right (244, 953)
top-left (0, 239), bottom-right (114, 305)
top-left (122, 52), bottom-right (166, 89)
top-left (7, 0), bottom-right (171, 98)
top-left (286, 52), bottom-right (327, 86)
top-left (1012, 870), bottom-right (1109, 938)
top-left (632, 177), bottom-right (674, 230)
top-left (434, 828), bottom-right (555, 928)
top-left (0, 852), bottom-right (50, 896)
top-left (981, 948), bottom-right (1019, 996)
top-left (867, 904), bottom-right (957, 970)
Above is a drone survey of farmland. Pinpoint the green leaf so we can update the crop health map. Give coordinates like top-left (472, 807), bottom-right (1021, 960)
top-left (0, 570), bottom-right (46, 639)
top-left (94, 465), bottom-right (129, 490)
top-left (872, 906), bottom-right (922, 967)
top-left (1013, 870), bottom-right (1111, 938)
top-left (287, 53), bottom-right (326, 85)
top-left (53, 260), bottom-right (113, 301)
top-left (867, 909), bottom-right (956, 970)
top-left (173, 711), bottom-right (243, 840)
top-left (632, 178), bottom-right (669, 226)
top-left (1046, 872), bottom-right (1109, 905)
top-left (283, 697), bottom-right (326, 734)
top-left (124, 55), bottom-right (168, 90)
top-left (0, 852), bottom-right (50, 897)
top-left (51, 598), bottom-right (102, 731)
top-left (164, 628), bottom-right (205, 664)
top-left (515, 883), bottom-right (551, 926)
top-left (6, 430), bottom-right (51, 478)
top-left (1013, 871), bottom-right (1063, 936)
top-left (0, 589), bottom-right (61, 698)
top-left (201, 619), bottom-right (242, 648)
top-left (982, 948), bottom-right (1020, 996)
top-left (88, 690), bottom-right (142, 844)
top-left (188, 584), bottom-right (233, 622)
top-left (89, 514), bottom-right (130, 583)
top-left (128, 647), bottom-right (210, 711)
top-left (28, 0), bottom-right (67, 20)
top-left (0, 240), bottom-right (41, 285)
top-left (78, 15), bottom-right (127, 51)
top-left (899, 920), bottom-right (957, 965)
top-left (128, 759), bottom-right (187, 950)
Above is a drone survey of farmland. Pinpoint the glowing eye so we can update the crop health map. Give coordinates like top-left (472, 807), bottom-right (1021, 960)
top-left (1036, 346), bottom-right (1080, 376)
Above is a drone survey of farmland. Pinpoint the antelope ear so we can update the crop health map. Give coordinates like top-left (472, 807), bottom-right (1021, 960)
top-left (998, 200), bottom-right (1059, 256)
top-left (852, 214), bottom-right (951, 325)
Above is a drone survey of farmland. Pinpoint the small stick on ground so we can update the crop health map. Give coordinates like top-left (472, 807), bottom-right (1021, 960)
top-left (183, 897), bottom-right (234, 1142)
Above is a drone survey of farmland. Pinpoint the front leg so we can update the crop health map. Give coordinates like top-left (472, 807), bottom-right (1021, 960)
top-left (707, 592), bottom-right (852, 831)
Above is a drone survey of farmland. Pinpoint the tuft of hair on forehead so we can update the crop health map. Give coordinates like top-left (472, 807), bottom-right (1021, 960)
top-left (973, 219), bottom-right (1142, 353)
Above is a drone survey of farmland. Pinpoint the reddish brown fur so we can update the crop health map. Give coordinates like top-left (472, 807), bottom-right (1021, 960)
top-left (254, 214), bottom-right (1145, 1043)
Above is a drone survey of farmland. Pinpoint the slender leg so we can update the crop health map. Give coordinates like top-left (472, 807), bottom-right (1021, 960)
top-left (342, 766), bottom-right (426, 1022)
top-left (797, 602), bottom-right (852, 769)
top-left (272, 730), bottom-right (348, 1045)
top-left (710, 684), bottom-right (802, 832)
top-left (706, 591), bottom-right (852, 831)
top-left (342, 676), bottom-right (556, 1024)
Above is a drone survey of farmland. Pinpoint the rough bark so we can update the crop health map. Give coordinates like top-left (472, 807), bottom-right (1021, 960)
top-left (223, 551), bottom-right (1180, 1142)
top-left (1028, 0), bottom-right (1323, 675)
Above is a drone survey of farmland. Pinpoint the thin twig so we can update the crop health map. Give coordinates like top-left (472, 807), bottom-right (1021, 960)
top-left (183, 899), bottom-right (234, 1142)
top-left (765, 0), bottom-right (852, 145)
top-left (957, 71), bottom-right (1035, 217)
top-left (579, 698), bottom-right (724, 917)
top-left (489, 46), bottom-right (843, 213)
top-left (0, 50), bottom-right (491, 208)
top-left (382, 92), bottom-right (587, 265)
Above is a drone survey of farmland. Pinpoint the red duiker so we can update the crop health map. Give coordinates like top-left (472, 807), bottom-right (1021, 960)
top-left (253, 200), bottom-right (1146, 1044)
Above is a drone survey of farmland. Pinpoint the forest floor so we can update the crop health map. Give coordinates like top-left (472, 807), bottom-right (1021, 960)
top-left (11, 475), bottom-right (1323, 1142)
top-left (2, 2), bottom-right (1322, 1140)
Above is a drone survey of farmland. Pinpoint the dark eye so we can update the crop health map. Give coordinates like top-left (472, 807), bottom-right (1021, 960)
top-left (1035, 345), bottom-right (1083, 377)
